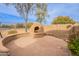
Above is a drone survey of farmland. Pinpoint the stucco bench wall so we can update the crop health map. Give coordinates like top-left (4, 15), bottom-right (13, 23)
top-left (0, 40), bottom-right (9, 56)
top-left (45, 24), bottom-right (79, 42)
top-left (0, 32), bottom-right (29, 55)
top-left (45, 26), bottom-right (76, 42)
top-left (2, 32), bottom-right (29, 46)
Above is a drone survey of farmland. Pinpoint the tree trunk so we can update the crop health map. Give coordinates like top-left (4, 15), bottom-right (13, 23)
top-left (24, 15), bottom-right (28, 32)
top-left (24, 20), bottom-right (27, 32)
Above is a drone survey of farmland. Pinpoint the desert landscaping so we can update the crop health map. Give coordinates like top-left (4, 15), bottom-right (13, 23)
top-left (0, 3), bottom-right (79, 56)
top-left (0, 23), bottom-right (79, 56)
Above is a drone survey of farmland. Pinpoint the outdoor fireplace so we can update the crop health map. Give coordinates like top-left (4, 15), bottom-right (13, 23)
top-left (29, 23), bottom-right (44, 33)
top-left (34, 26), bottom-right (39, 33)
top-left (28, 23), bottom-right (45, 38)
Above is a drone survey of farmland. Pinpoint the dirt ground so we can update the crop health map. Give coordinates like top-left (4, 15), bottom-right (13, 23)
top-left (6, 35), bottom-right (71, 56)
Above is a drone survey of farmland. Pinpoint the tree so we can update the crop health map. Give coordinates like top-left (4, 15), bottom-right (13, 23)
top-left (1, 24), bottom-right (14, 28)
top-left (26, 22), bottom-right (33, 29)
top-left (0, 22), bottom-right (2, 27)
top-left (5, 3), bottom-right (33, 32)
top-left (52, 16), bottom-right (76, 24)
top-left (15, 3), bottom-right (33, 31)
top-left (16, 23), bottom-right (24, 28)
top-left (5, 3), bottom-right (48, 31)
top-left (36, 3), bottom-right (48, 24)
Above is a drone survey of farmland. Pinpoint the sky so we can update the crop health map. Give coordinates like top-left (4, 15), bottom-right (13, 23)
top-left (0, 3), bottom-right (79, 25)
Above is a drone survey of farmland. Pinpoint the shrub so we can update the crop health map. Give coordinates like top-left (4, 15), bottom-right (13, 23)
top-left (8, 30), bottom-right (17, 34)
top-left (68, 37), bottom-right (79, 56)
top-left (67, 25), bottom-right (72, 28)
top-left (26, 22), bottom-right (33, 29)
top-left (52, 16), bottom-right (76, 24)
top-left (16, 23), bottom-right (24, 28)
top-left (1, 24), bottom-right (14, 28)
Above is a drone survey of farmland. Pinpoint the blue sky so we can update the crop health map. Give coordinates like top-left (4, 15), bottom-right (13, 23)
top-left (0, 3), bottom-right (79, 25)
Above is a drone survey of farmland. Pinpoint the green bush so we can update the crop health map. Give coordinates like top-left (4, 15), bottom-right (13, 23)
top-left (68, 37), bottom-right (79, 56)
top-left (26, 22), bottom-right (33, 29)
top-left (52, 16), bottom-right (76, 24)
top-left (16, 23), bottom-right (24, 28)
top-left (8, 30), bottom-right (17, 34)
top-left (1, 24), bottom-right (14, 28)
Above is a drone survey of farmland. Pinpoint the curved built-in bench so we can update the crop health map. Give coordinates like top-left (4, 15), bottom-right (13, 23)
top-left (45, 25), bottom-right (76, 42)
top-left (0, 40), bottom-right (9, 56)
top-left (2, 32), bottom-right (29, 46)
top-left (0, 32), bottom-right (29, 56)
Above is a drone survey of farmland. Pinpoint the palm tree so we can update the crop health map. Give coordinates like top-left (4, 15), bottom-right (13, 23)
top-left (36, 3), bottom-right (48, 24)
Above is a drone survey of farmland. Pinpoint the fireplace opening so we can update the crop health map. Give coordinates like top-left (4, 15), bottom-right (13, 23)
top-left (34, 26), bottom-right (39, 33)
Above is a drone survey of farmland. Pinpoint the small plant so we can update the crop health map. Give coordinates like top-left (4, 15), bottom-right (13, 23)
top-left (68, 36), bottom-right (79, 56)
top-left (67, 25), bottom-right (71, 28)
top-left (26, 22), bottom-right (33, 29)
top-left (8, 30), bottom-right (17, 34)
